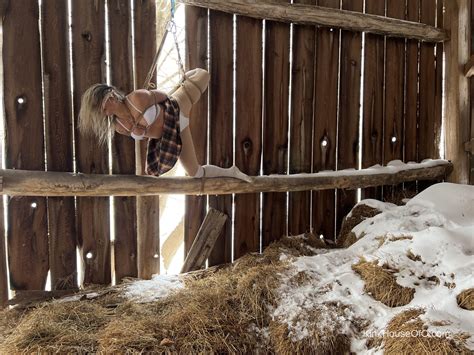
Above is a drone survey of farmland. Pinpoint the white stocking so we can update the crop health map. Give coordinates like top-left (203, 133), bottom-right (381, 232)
top-left (194, 165), bottom-right (252, 183)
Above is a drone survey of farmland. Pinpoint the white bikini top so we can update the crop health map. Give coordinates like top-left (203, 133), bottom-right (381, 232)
top-left (115, 95), bottom-right (161, 140)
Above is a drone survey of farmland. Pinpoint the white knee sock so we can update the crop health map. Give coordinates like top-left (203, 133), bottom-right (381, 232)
top-left (194, 165), bottom-right (252, 183)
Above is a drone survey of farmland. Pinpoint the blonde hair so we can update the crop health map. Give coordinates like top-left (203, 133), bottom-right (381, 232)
top-left (78, 83), bottom-right (124, 146)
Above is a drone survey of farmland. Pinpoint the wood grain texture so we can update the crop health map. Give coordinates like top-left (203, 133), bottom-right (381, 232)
top-left (0, 199), bottom-right (7, 307)
top-left (471, 0), bottom-right (474, 184)
top-left (313, 0), bottom-right (339, 240)
top-left (184, 5), bottom-right (208, 257)
top-left (71, 0), bottom-right (111, 285)
top-left (405, 0), bottom-right (420, 165)
top-left (262, 0), bottom-right (290, 247)
top-left (4, 0), bottom-right (48, 290)
top-left (444, 0), bottom-right (471, 183)
top-left (179, 0), bottom-right (448, 42)
top-left (288, 0), bottom-right (315, 235)
top-left (336, 0), bottom-right (363, 235)
top-left (361, 0), bottom-right (384, 201)
top-left (42, 0), bottom-right (77, 290)
top-left (0, 161), bottom-right (453, 196)
top-left (181, 208), bottom-right (227, 272)
top-left (208, 10), bottom-right (233, 265)
top-left (109, 0), bottom-right (137, 283)
top-left (234, 15), bottom-right (262, 258)
top-left (134, 0), bottom-right (160, 279)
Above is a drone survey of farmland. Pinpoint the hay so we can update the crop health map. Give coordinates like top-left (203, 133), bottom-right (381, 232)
top-left (337, 204), bottom-right (382, 248)
top-left (98, 263), bottom-right (285, 353)
top-left (456, 288), bottom-right (474, 310)
top-left (0, 302), bottom-right (110, 354)
top-left (269, 302), bottom-right (360, 354)
top-left (383, 309), bottom-right (472, 354)
top-left (352, 258), bottom-right (415, 307)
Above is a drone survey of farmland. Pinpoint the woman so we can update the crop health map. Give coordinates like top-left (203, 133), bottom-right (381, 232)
top-left (78, 68), bottom-right (251, 182)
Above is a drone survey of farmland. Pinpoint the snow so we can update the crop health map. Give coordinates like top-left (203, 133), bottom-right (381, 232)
top-left (123, 274), bottom-right (183, 303)
top-left (271, 182), bottom-right (474, 353)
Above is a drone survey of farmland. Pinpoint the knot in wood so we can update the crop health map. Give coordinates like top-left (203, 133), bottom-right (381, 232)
top-left (81, 31), bottom-right (92, 42)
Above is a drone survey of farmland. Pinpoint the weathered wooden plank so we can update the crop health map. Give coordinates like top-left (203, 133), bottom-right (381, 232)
top-left (405, 0), bottom-right (420, 165)
top-left (41, 0), bottom-right (77, 291)
top-left (471, 0), bottom-right (474, 184)
top-left (181, 208), bottom-right (227, 273)
top-left (313, 0), bottom-right (339, 240)
top-left (71, 1), bottom-right (111, 285)
top-left (0, 198), bottom-right (7, 308)
top-left (445, 0), bottom-right (471, 184)
top-left (179, 0), bottom-right (448, 42)
top-left (109, 0), bottom-right (137, 283)
top-left (134, 0), bottom-right (160, 279)
top-left (234, 15), bottom-right (262, 258)
top-left (419, 0), bottom-right (439, 161)
top-left (0, 161), bottom-right (453, 196)
top-left (361, 0), bottom-right (384, 201)
top-left (262, 0), bottom-right (290, 247)
top-left (383, 0), bottom-right (406, 201)
top-left (184, 5), bottom-right (208, 257)
top-left (4, 0), bottom-right (48, 291)
top-left (288, 0), bottom-right (315, 235)
top-left (336, 0), bottom-right (363, 235)
top-left (208, 10), bottom-right (233, 265)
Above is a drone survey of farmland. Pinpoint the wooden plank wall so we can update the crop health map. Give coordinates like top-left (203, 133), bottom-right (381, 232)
top-left (471, 0), bottom-right (474, 184)
top-left (1, 2), bottom-right (453, 300)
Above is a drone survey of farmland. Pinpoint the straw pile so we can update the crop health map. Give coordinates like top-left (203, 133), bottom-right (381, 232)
top-left (0, 234), bottom-right (328, 354)
top-left (336, 204), bottom-right (381, 247)
top-left (456, 288), bottom-right (474, 310)
top-left (383, 309), bottom-right (472, 354)
top-left (352, 258), bottom-right (415, 307)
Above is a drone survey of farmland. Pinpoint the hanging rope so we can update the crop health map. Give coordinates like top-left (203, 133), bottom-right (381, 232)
top-left (142, 0), bottom-right (185, 90)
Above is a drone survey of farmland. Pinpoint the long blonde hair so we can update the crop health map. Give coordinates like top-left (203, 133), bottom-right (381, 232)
top-left (78, 83), bottom-right (124, 146)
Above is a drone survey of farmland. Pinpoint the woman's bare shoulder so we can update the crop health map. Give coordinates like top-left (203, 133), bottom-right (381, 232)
top-left (126, 89), bottom-right (154, 111)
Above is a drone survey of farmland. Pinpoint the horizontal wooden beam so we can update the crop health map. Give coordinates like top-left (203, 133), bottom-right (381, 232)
top-left (179, 0), bottom-right (448, 42)
top-left (0, 160), bottom-right (452, 197)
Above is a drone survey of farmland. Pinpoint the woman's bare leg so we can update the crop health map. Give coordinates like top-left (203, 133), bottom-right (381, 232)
top-left (171, 68), bottom-right (210, 117)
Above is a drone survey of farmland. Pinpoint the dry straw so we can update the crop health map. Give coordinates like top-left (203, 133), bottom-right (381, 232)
top-left (456, 288), bottom-right (474, 310)
top-left (336, 204), bottom-right (381, 248)
top-left (352, 258), bottom-right (415, 307)
top-left (383, 309), bottom-right (472, 354)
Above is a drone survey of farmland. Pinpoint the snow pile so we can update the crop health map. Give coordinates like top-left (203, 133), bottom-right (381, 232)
top-left (272, 183), bottom-right (474, 353)
top-left (124, 274), bottom-right (183, 302)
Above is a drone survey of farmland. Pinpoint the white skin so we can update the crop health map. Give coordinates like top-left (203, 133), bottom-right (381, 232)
top-left (102, 69), bottom-right (208, 176)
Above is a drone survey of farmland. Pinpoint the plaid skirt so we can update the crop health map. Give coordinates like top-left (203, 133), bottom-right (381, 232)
top-left (146, 97), bottom-right (182, 176)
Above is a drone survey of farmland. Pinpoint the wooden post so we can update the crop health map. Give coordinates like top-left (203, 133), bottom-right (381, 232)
top-left (134, 0), bottom-right (160, 279)
top-left (184, 5), bottom-right (208, 260)
top-left (4, 0), bottom-right (49, 291)
top-left (234, 14), bottom-right (263, 258)
top-left (208, 10), bottom-right (233, 265)
top-left (42, 0), bottom-right (77, 291)
top-left (288, 0), bottom-right (315, 235)
top-left (313, 0), bottom-right (339, 241)
top-left (181, 208), bottom-right (228, 273)
top-left (0, 198), bottom-right (7, 308)
top-left (445, 0), bottom-right (471, 183)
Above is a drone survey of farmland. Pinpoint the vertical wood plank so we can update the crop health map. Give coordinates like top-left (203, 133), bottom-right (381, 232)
top-left (71, 1), bottom-right (111, 285)
top-left (384, 0), bottom-right (406, 201)
top-left (361, 0), bottom-right (385, 200)
top-left (0, 199), bottom-right (6, 308)
top-left (405, 0), bottom-right (420, 164)
top-left (4, 0), bottom-right (48, 290)
top-left (42, 0), bottom-right (77, 290)
top-left (445, 0), bottom-right (471, 183)
top-left (208, 10), bottom-right (233, 265)
top-left (337, 0), bottom-right (363, 232)
top-left (234, 15), bottom-right (262, 258)
top-left (419, 0), bottom-right (440, 161)
top-left (288, 0), bottom-right (315, 235)
top-left (262, 1), bottom-right (290, 247)
top-left (313, 0), bottom-right (339, 240)
top-left (184, 5), bottom-right (208, 257)
top-left (471, 0), bottom-right (474, 184)
top-left (109, 0), bottom-right (137, 283)
top-left (134, 0), bottom-right (160, 279)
